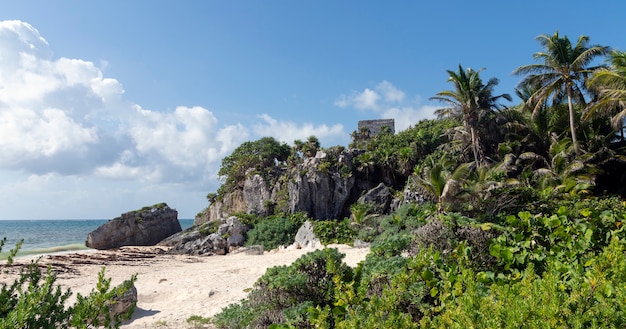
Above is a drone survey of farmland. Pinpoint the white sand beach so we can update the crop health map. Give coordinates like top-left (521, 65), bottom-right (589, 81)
top-left (1, 244), bottom-right (369, 329)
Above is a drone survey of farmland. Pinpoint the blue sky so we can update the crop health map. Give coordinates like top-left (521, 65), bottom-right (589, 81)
top-left (0, 1), bottom-right (624, 219)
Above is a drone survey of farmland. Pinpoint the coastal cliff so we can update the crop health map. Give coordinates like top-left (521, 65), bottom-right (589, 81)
top-left (195, 147), bottom-right (406, 225)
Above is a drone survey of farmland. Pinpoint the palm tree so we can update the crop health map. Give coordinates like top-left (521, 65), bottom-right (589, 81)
top-left (412, 153), bottom-right (471, 212)
top-left (431, 65), bottom-right (511, 166)
top-left (513, 31), bottom-right (610, 154)
top-left (586, 50), bottom-right (626, 138)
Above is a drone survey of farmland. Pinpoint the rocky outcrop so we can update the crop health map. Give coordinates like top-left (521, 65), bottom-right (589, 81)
top-left (357, 183), bottom-right (392, 214)
top-left (288, 150), bottom-right (358, 220)
top-left (86, 203), bottom-right (181, 250)
top-left (198, 148), bottom-right (398, 223)
top-left (195, 189), bottom-right (245, 225)
top-left (108, 282), bottom-right (137, 320)
top-left (160, 216), bottom-right (247, 256)
top-left (293, 221), bottom-right (320, 249)
top-left (243, 173), bottom-right (273, 216)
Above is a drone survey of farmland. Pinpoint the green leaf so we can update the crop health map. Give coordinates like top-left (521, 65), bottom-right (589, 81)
top-left (502, 248), bottom-right (514, 262)
top-left (421, 269), bottom-right (434, 281)
top-left (430, 287), bottom-right (439, 298)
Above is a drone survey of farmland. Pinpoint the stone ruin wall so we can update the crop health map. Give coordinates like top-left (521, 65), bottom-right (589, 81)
top-left (358, 119), bottom-right (395, 136)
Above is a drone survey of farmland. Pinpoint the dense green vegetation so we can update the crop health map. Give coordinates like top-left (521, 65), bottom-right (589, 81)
top-left (206, 31), bottom-right (626, 328)
top-left (0, 239), bottom-right (137, 328)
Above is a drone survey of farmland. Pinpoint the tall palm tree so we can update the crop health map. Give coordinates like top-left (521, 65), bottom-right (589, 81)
top-left (513, 31), bottom-right (610, 154)
top-left (431, 65), bottom-right (511, 166)
top-left (586, 50), bottom-right (626, 137)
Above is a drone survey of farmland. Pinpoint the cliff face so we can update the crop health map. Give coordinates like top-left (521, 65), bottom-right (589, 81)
top-left (196, 149), bottom-right (399, 224)
top-left (287, 150), bottom-right (356, 220)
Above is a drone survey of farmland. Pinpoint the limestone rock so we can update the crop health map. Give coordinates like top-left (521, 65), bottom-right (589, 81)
top-left (357, 183), bottom-right (392, 214)
top-left (243, 173), bottom-right (272, 216)
top-left (219, 216), bottom-right (246, 247)
top-left (108, 282), bottom-right (137, 319)
top-left (294, 221), bottom-right (320, 248)
top-left (160, 216), bottom-right (247, 256)
top-left (86, 204), bottom-right (181, 250)
top-left (195, 189), bottom-right (246, 225)
top-left (288, 150), bottom-right (356, 220)
top-left (198, 147), bottom-right (398, 222)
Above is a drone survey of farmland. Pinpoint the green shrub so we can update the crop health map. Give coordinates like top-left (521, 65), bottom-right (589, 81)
top-left (313, 219), bottom-right (356, 245)
top-left (212, 301), bottom-right (257, 329)
top-left (245, 217), bottom-right (297, 250)
top-left (213, 248), bottom-right (353, 329)
top-left (427, 237), bottom-right (626, 328)
top-left (370, 233), bottom-right (412, 258)
top-left (0, 238), bottom-right (136, 329)
top-left (186, 314), bottom-right (212, 328)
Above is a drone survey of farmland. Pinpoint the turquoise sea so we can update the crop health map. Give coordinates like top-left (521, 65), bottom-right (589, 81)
top-left (0, 219), bottom-right (194, 259)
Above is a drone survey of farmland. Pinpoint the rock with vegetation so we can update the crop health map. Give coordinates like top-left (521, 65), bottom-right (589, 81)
top-left (160, 216), bottom-right (247, 255)
top-left (357, 182), bottom-right (392, 214)
top-left (86, 203), bottom-right (181, 250)
top-left (287, 150), bottom-right (357, 220)
top-left (105, 282), bottom-right (137, 322)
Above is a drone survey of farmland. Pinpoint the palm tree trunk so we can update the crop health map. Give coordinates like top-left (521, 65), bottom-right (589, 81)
top-left (566, 87), bottom-right (579, 154)
top-left (470, 126), bottom-right (481, 165)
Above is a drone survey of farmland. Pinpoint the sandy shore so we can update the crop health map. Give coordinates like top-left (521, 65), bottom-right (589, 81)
top-left (0, 244), bottom-right (369, 328)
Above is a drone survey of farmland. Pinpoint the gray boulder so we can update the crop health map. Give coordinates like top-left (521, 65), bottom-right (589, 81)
top-left (160, 216), bottom-right (247, 256)
top-left (86, 203), bottom-right (181, 250)
top-left (294, 221), bottom-right (320, 248)
top-left (358, 183), bottom-right (392, 214)
top-left (108, 282), bottom-right (137, 319)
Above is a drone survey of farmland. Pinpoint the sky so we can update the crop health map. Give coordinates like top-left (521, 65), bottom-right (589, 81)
top-left (0, 1), bottom-right (625, 219)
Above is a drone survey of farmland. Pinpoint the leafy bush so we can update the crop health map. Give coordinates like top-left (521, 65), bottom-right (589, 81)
top-left (213, 248), bottom-right (353, 329)
top-left (0, 238), bottom-right (137, 328)
top-left (186, 314), bottom-right (212, 328)
top-left (488, 202), bottom-right (626, 280)
top-left (245, 214), bottom-right (307, 250)
top-left (212, 196), bottom-right (626, 329)
top-left (370, 233), bottom-right (412, 258)
top-left (313, 219), bottom-right (356, 245)
top-left (427, 237), bottom-right (626, 328)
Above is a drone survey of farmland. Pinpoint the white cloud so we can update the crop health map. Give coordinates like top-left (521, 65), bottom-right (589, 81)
top-left (0, 20), bottom-right (248, 186)
top-left (0, 107), bottom-right (99, 167)
top-left (335, 87), bottom-right (379, 110)
top-left (382, 105), bottom-right (438, 131)
top-left (377, 80), bottom-right (405, 103)
top-left (252, 114), bottom-right (346, 146)
top-left (0, 19), bottom-right (252, 219)
top-left (335, 81), bottom-right (436, 132)
top-left (333, 80), bottom-right (405, 111)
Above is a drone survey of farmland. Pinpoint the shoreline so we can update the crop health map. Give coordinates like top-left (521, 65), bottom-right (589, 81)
top-left (0, 244), bottom-right (370, 328)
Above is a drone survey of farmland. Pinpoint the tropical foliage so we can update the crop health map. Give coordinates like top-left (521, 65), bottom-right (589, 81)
top-left (431, 65), bottom-right (511, 166)
top-left (513, 30), bottom-right (610, 153)
top-left (205, 30), bottom-right (626, 328)
top-left (0, 239), bottom-right (136, 328)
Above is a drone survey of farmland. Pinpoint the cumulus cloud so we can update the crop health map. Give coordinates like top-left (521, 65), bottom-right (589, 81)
top-left (0, 20), bottom-right (248, 186)
top-left (252, 114), bottom-right (346, 146)
top-left (335, 80), bottom-right (436, 131)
